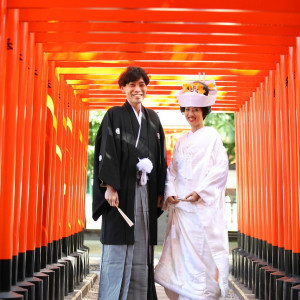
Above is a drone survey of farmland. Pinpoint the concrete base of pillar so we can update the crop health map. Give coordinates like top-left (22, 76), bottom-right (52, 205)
top-left (16, 281), bottom-right (35, 300)
top-left (0, 292), bottom-right (24, 299)
top-left (26, 276), bottom-right (43, 300)
top-left (10, 286), bottom-right (27, 300)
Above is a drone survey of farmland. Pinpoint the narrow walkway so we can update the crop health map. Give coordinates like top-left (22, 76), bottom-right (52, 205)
top-left (83, 271), bottom-right (240, 299)
top-left (83, 238), bottom-right (241, 299)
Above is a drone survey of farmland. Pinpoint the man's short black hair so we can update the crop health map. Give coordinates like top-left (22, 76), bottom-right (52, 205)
top-left (180, 106), bottom-right (211, 120)
top-left (118, 66), bottom-right (150, 87)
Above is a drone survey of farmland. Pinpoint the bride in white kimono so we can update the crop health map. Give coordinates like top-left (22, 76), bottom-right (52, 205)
top-left (155, 80), bottom-right (229, 300)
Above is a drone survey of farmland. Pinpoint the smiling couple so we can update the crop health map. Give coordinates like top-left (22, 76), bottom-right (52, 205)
top-left (93, 66), bottom-right (229, 300)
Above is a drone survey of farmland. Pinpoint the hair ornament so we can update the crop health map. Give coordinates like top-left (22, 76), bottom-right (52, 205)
top-left (177, 74), bottom-right (218, 107)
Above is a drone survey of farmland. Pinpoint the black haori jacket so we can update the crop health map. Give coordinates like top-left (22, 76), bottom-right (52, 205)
top-left (92, 101), bottom-right (167, 245)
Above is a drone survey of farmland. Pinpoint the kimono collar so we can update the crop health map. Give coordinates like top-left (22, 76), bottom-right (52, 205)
top-left (126, 100), bottom-right (143, 126)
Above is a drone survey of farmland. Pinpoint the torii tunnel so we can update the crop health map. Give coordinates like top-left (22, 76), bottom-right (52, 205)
top-left (1, 0), bottom-right (300, 299)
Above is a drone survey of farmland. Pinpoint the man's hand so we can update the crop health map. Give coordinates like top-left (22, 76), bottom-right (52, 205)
top-left (157, 195), bottom-right (164, 208)
top-left (105, 185), bottom-right (119, 207)
top-left (183, 191), bottom-right (200, 202)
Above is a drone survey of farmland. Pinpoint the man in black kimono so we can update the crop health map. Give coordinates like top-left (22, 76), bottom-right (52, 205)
top-left (92, 66), bottom-right (166, 300)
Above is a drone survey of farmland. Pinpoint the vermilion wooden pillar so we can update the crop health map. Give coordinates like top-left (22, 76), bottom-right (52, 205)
top-left (81, 105), bottom-right (89, 228)
top-left (41, 92), bottom-right (55, 266)
top-left (256, 87), bottom-right (265, 259)
top-left (82, 108), bottom-right (89, 241)
top-left (263, 76), bottom-right (270, 264)
top-left (240, 106), bottom-right (247, 250)
top-left (241, 105), bottom-right (250, 249)
top-left (80, 107), bottom-right (89, 259)
top-left (243, 98), bottom-right (254, 288)
top-left (260, 83), bottom-right (269, 261)
top-left (18, 32), bottom-right (35, 283)
top-left (60, 78), bottom-right (78, 293)
top-left (0, 0), bottom-right (7, 182)
top-left (244, 101), bottom-right (252, 256)
top-left (26, 43), bottom-right (44, 278)
top-left (12, 21), bottom-right (29, 286)
top-left (68, 86), bottom-right (76, 254)
top-left (58, 76), bottom-right (68, 261)
top-left (252, 91), bottom-right (260, 258)
top-left (280, 55), bottom-right (293, 276)
top-left (235, 112), bottom-right (242, 248)
top-left (254, 91), bottom-right (261, 258)
top-left (255, 86), bottom-right (268, 297)
top-left (79, 102), bottom-right (85, 252)
top-left (35, 52), bottom-right (48, 275)
top-left (0, 8), bottom-right (22, 298)
top-left (267, 71), bottom-right (278, 267)
top-left (295, 37), bottom-right (300, 277)
top-left (41, 93), bottom-right (55, 262)
top-left (238, 107), bottom-right (244, 249)
top-left (75, 100), bottom-right (82, 249)
top-left (72, 95), bottom-right (80, 252)
top-left (233, 107), bottom-right (242, 281)
top-left (274, 62), bottom-right (285, 272)
top-left (77, 100), bottom-right (85, 251)
top-left (62, 83), bottom-right (73, 257)
top-left (288, 46), bottom-right (300, 277)
top-left (268, 70), bottom-right (278, 268)
top-left (39, 89), bottom-right (59, 300)
top-left (78, 102), bottom-right (84, 249)
top-left (248, 96), bottom-right (256, 257)
top-left (59, 76), bottom-right (77, 296)
top-left (46, 61), bottom-right (59, 266)
top-left (78, 105), bottom-right (87, 248)
top-left (274, 63), bottom-right (284, 271)
top-left (69, 84), bottom-right (75, 254)
top-left (53, 74), bottom-right (65, 263)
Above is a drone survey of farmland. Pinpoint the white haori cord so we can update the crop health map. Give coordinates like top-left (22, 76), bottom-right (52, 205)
top-left (136, 158), bottom-right (153, 185)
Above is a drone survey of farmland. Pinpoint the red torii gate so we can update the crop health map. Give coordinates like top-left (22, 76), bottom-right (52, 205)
top-left (0, 0), bottom-right (300, 299)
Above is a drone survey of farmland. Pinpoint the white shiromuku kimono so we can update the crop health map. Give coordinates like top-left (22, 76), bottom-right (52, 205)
top-left (154, 126), bottom-right (229, 300)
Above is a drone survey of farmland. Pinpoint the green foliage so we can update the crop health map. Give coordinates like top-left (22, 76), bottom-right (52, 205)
top-left (88, 110), bottom-right (105, 177)
top-left (204, 112), bottom-right (235, 166)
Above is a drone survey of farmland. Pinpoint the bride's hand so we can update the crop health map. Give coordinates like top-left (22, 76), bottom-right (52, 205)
top-left (183, 191), bottom-right (200, 202)
top-left (167, 196), bottom-right (179, 205)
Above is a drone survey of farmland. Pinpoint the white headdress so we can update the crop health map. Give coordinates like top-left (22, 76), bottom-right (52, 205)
top-left (177, 80), bottom-right (217, 107)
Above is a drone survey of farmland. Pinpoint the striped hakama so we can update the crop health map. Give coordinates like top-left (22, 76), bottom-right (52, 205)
top-left (98, 182), bottom-right (156, 300)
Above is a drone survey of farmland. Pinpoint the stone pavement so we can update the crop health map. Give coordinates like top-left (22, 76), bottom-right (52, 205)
top-left (80, 271), bottom-right (172, 300)
top-left (79, 235), bottom-right (252, 300)
top-left (82, 270), bottom-right (240, 299)
top-left (81, 255), bottom-right (241, 299)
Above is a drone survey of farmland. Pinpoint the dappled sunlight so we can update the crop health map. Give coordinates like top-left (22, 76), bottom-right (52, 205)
top-left (172, 44), bottom-right (201, 53)
top-left (169, 52), bottom-right (205, 62)
top-left (71, 85), bottom-right (120, 90)
top-left (57, 67), bottom-right (126, 75)
top-left (217, 91), bottom-right (229, 96)
top-left (49, 52), bottom-right (100, 61)
top-left (230, 69), bottom-right (261, 76)
top-left (170, 90), bottom-right (180, 96)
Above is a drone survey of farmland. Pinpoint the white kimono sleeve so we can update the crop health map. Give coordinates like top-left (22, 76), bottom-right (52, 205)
top-left (195, 136), bottom-right (228, 206)
top-left (163, 142), bottom-right (178, 209)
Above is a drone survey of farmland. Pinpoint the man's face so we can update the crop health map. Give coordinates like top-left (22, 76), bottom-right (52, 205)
top-left (121, 77), bottom-right (147, 107)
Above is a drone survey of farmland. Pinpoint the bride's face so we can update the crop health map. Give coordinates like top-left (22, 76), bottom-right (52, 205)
top-left (184, 107), bottom-right (204, 131)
